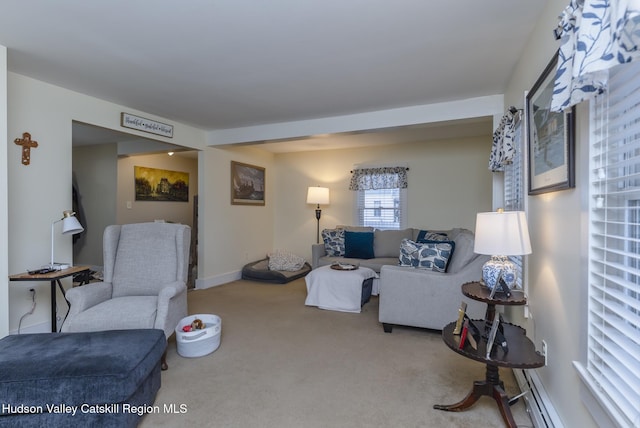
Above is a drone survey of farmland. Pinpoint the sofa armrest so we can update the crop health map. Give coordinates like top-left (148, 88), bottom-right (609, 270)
top-left (64, 281), bottom-right (113, 318)
top-left (311, 243), bottom-right (326, 269)
top-left (155, 281), bottom-right (188, 337)
top-left (378, 255), bottom-right (488, 331)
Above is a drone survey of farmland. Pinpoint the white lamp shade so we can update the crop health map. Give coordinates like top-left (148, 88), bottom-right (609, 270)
top-left (61, 211), bottom-right (84, 235)
top-left (474, 211), bottom-right (532, 256)
top-left (306, 187), bottom-right (330, 205)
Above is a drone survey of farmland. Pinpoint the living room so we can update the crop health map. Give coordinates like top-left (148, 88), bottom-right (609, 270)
top-left (1, 1), bottom-right (636, 427)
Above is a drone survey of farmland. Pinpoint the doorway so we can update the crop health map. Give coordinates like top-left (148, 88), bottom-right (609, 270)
top-left (72, 121), bottom-right (199, 288)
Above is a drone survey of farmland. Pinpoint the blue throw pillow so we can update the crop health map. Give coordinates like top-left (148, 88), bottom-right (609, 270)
top-left (416, 230), bottom-right (448, 242)
top-left (344, 231), bottom-right (375, 259)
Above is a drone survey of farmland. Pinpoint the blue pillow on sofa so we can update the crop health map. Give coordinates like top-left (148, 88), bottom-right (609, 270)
top-left (344, 231), bottom-right (375, 259)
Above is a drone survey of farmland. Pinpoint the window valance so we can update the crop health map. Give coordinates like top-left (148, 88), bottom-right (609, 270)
top-left (551, 0), bottom-right (640, 112)
top-left (349, 166), bottom-right (408, 191)
top-left (489, 109), bottom-right (519, 172)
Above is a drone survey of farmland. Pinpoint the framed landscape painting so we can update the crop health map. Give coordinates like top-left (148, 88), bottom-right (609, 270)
top-left (134, 166), bottom-right (189, 202)
top-left (231, 161), bottom-right (265, 206)
top-left (526, 51), bottom-right (575, 195)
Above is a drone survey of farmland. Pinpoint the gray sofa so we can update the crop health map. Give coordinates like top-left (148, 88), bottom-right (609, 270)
top-left (311, 226), bottom-right (488, 332)
top-left (378, 228), bottom-right (488, 332)
top-left (312, 226), bottom-right (419, 272)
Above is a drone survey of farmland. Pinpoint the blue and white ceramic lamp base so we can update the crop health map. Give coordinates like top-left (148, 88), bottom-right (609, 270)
top-left (482, 256), bottom-right (517, 290)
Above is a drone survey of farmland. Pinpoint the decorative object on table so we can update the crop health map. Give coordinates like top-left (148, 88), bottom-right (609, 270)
top-left (474, 210), bottom-right (531, 290)
top-left (306, 186), bottom-right (330, 243)
top-left (485, 316), bottom-right (501, 359)
top-left (49, 210), bottom-right (84, 270)
top-left (453, 301), bottom-right (467, 335)
top-left (13, 132), bottom-right (38, 165)
top-left (231, 161), bottom-right (265, 206)
top-left (134, 166), bottom-right (189, 202)
top-left (330, 262), bottom-right (359, 271)
top-left (489, 277), bottom-right (512, 299)
top-left (527, 50), bottom-right (575, 195)
top-left (458, 319), bottom-right (470, 349)
top-left (464, 319), bottom-right (478, 350)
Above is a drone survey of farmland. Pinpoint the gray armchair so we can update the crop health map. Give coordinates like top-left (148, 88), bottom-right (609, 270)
top-left (62, 222), bottom-right (190, 370)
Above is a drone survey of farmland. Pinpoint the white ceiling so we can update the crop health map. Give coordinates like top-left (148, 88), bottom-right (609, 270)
top-left (0, 1), bottom-right (547, 151)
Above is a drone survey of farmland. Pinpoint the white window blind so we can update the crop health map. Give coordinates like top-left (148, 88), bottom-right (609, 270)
top-left (503, 113), bottom-right (526, 289)
top-left (356, 188), bottom-right (407, 230)
top-left (588, 61), bottom-right (640, 427)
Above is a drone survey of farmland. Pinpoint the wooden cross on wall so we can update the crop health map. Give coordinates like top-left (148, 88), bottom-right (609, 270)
top-left (14, 132), bottom-right (38, 165)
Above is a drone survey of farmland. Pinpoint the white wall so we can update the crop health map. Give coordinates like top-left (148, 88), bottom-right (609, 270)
top-left (273, 137), bottom-right (493, 262)
top-left (504, 0), bottom-right (597, 426)
top-left (197, 146), bottom-right (275, 288)
top-left (5, 73), bottom-right (206, 333)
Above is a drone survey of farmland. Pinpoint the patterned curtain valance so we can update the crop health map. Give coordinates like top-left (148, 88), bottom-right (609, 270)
top-left (489, 109), bottom-right (518, 172)
top-left (349, 166), bottom-right (408, 191)
top-left (551, 0), bottom-right (640, 112)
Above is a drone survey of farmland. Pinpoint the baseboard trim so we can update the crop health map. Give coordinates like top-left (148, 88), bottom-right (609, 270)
top-left (195, 270), bottom-right (242, 289)
top-left (513, 368), bottom-right (564, 428)
top-left (10, 321), bottom-right (50, 335)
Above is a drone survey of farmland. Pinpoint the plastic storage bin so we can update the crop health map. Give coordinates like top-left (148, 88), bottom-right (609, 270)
top-left (175, 314), bottom-right (221, 358)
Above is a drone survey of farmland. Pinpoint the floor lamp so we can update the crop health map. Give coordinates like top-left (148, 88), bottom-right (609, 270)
top-left (306, 187), bottom-right (330, 243)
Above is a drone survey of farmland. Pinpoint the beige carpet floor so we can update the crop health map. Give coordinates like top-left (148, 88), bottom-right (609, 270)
top-left (140, 278), bottom-right (534, 428)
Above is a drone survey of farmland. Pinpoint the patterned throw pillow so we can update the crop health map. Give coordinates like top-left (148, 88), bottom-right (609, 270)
top-left (322, 228), bottom-right (345, 256)
top-left (399, 238), bottom-right (421, 267)
top-left (399, 239), bottom-right (453, 272)
top-left (416, 242), bottom-right (453, 273)
top-left (416, 230), bottom-right (449, 242)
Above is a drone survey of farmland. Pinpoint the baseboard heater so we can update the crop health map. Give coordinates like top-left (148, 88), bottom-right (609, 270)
top-left (513, 368), bottom-right (564, 428)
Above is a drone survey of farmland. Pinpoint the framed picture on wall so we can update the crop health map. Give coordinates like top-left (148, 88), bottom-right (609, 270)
top-left (231, 161), bottom-right (265, 206)
top-left (134, 166), bottom-right (189, 202)
top-left (526, 51), bottom-right (576, 195)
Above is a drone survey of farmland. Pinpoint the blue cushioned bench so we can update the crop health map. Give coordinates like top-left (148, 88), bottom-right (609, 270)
top-left (0, 329), bottom-right (165, 427)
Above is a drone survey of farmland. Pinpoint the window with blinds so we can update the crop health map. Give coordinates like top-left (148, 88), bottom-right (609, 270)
top-left (587, 61), bottom-right (640, 427)
top-left (503, 114), bottom-right (526, 289)
top-left (356, 188), bottom-right (407, 230)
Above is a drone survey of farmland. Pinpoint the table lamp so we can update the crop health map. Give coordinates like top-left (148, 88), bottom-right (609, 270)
top-left (306, 186), bottom-right (330, 243)
top-left (473, 210), bottom-right (531, 289)
top-left (50, 210), bottom-right (84, 270)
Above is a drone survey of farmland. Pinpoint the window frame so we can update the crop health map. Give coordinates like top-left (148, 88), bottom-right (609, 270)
top-left (579, 61), bottom-right (640, 428)
top-left (355, 187), bottom-right (407, 230)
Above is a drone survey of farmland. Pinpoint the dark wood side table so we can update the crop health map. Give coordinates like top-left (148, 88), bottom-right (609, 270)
top-left (9, 266), bottom-right (91, 332)
top-left (434, 281), bottom-right (545, 428)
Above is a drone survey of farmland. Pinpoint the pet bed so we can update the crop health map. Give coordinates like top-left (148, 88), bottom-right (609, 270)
top-left (242, 258), bottom-right (311, 283)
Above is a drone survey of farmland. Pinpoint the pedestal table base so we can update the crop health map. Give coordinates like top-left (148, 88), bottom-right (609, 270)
top-left (433, 364), bottom-right (517, 428)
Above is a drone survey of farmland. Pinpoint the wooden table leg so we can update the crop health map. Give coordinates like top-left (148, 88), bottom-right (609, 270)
top-left (50, 280), bottom-right (57, 332)
top-left (434, 364), bottom-right (518, 428)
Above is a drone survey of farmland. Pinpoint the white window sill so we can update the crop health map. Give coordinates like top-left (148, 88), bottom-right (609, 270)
top-left (573, 361), bottom-right (636, 428)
